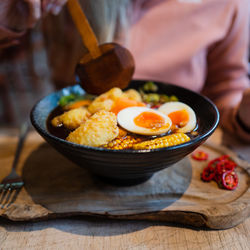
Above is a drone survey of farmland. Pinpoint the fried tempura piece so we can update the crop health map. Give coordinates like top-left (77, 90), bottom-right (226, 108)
top-left (88, 88), bottom-right (123, 114)
top-left (66, 110), bottom-right (119, 147)
top-left (51, 107), bottom-right (90, 130)
top-left (122, 89), bottom-right (142, 102)
top-left (88, 99), bottom-right (114, 114)
top-left (106, 87), bottom-right (123, 100)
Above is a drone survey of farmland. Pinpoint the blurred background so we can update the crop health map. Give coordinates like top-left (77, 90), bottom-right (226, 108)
top-left (0, 24), bottom-right (53, 127)
top-left (0, 7), bottom-right (249, 128)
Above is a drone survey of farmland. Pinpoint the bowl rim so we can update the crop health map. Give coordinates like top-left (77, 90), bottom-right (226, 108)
top-left (30, 79), bottom-right (220, 154)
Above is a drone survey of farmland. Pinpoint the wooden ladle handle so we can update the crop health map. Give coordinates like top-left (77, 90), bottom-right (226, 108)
top-left (67, 0), bottom-right (102, 58)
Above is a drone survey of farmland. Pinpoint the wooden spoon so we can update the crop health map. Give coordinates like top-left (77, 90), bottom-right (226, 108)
top-left (67, 0), bottom-right (135, 95)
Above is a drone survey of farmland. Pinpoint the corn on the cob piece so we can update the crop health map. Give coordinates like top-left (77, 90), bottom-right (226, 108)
top-left (103, 135), bottom-right (143, 150)
top-left (132, 133), bottom-right (190, 150)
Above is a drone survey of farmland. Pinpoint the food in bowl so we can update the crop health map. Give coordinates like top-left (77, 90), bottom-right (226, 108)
top-left (31, 80), bottom-right (219, 184)
top-left (47, 82), bottom-right (199, 150)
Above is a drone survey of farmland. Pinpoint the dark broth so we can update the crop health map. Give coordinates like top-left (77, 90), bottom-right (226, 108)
top-left (47, 106), bottom-right (72, 140)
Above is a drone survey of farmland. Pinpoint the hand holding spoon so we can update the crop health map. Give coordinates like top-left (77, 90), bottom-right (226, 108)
top-left (67, 0), bottom-right (135, 95)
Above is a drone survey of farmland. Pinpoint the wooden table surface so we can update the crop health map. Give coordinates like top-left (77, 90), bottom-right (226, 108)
top-left (0, 128), bottom-right (249, 250)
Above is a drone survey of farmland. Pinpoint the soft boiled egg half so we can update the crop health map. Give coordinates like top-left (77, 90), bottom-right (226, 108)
top-left (117, 107), bottom-right (172, 136)
top-left (158, 102), bottom-right (196, 133)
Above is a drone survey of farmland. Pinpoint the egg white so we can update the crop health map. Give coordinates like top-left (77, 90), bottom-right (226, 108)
top-left (117, 107), bottom-right (172, 136)
top-left (158, 102), bottom-right (196, 133)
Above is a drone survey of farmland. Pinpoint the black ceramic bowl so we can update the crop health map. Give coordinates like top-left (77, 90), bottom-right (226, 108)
top-left (31, 80), bottom-right (219, 185)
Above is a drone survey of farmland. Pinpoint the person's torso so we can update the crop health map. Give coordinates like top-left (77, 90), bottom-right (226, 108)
top-left (128, 0), bottom-right (237, 92)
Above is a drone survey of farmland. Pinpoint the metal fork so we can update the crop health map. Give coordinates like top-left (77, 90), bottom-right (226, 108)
top-left (0, 122), bottom-right (29, 208)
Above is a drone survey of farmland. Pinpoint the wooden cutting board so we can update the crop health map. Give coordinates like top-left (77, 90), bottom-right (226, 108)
top-left (0, 132), bottom-right (249, 229)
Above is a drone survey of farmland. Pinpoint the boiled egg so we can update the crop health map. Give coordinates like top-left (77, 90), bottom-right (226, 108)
top-left (158, 102), bottom-right (196, 133)
top-left (117, 107), bottom-right (172, 136)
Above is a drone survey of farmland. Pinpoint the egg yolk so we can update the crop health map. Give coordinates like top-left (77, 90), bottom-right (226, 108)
top-left (168, 110), bottom-right (189, 127)
top-left (134, 111), bottom-right (165, 129)
top-left (111, 98), bottom-right (145, 115)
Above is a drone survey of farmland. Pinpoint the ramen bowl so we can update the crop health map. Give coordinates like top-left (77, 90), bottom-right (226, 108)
top-left (30, 80), bottom-right (219, 185)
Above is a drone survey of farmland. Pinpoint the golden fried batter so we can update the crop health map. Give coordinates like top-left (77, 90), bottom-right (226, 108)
top-left (66, 110), bottom-right (119, 147)
top-left (122, 89), bottom-right (142, 102)
top-left (107, 87), bottom-right (123, 100)
top-left (88, 99), bottom-right (114, 114)
top-left (51, 107), bottom-right (90, 130)
top-left (88, 88), bottom-right (123, 114)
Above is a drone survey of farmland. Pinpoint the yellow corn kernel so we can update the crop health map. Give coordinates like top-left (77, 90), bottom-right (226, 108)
top-left (132, 133), bottom-right (190, 150)
top-left (103, 135), bottom-right (142, 150)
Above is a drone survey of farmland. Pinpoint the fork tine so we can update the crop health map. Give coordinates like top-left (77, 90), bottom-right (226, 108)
top-left (0, 188), bottom-right (3, 197)
top-left (0, 122), bottom-right (27, 204)
top-left (1, 189), bottom-right (13, 209)
top-left (6, 188), bottom-right (21, 208)
top-left (0, 188), bottom-right (9, 207)
top-left (4, 183), bottom-right (11, 190)
top-left (0, 183), bottom-right (23, 209)
top-left (0, 183), bottom-right (8, 191)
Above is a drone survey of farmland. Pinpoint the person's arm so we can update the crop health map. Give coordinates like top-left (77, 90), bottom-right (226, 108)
top-left (0, 1), bottom-right (29, 48)
top-left (0, 25), bottom-right (25, 49)
top-left (202, 0), bottom-right (250, 142)
top-left (0, 0), bottom-right (67, 49)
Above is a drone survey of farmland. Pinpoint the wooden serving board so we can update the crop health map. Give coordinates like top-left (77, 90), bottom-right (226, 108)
top-left (0, 132), bottom-right (249, 229)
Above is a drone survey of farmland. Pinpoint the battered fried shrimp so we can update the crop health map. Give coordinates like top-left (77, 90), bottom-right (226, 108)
top-left (51, 107), bottom-right (90, 130)
top-left (122, 89), bottom-right (142, 102)
top-left (66, 111), bottom-right (119, 147)
top-left (88, 88), bottom-right (123, 114)
top-left (88, 99), bottom-right (114, 114)
top-left (107, 87), bottom-right (123, 100)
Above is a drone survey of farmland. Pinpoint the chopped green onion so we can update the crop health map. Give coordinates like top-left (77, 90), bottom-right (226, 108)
top-left (58, 93), bottom-right (95, 107)
top-left (159, 94), bottom-right (169, 103)
top-left (143, 93), bottom-right (160, 103)
top-left (143, 81), bottom-right (158, 92)
top-left (59, 94), bottom-right (78, 107)
top-left (169, 95), bottom-right (179, 102)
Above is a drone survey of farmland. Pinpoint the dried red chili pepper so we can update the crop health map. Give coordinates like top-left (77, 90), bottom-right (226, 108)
top-left (208, 158), bottom-right (220, 168)
top-left (218, 155), bottom-right (230, 161)
top-left (201, 166), bottom-right (215, 182)
top-left (213, 172), bottom-right (221, 184)
top-left (201, 155), bottom-right (238, 190)
top-left (192, 151), bottom-right (208, 161)
top-left (208, 155), bottom-right (235, 168)
top-left (216, 160), bottom-right (236, 175)
top-left (222, 171), bottom-right (238, 190)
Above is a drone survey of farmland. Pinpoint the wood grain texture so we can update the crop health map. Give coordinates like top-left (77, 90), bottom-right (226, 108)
top-left (76, 43), bottom-right (135, 95)
top-left (67, 0), bottom-right (101, 58)
top-left (66, 0), bottom-right (135, 94)
top-left (0, 128), bottom-right (250, 250)
top-left (0, 217), bottom-right (249, 250)
top-left (0, 131), bottom-right (249, 230)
